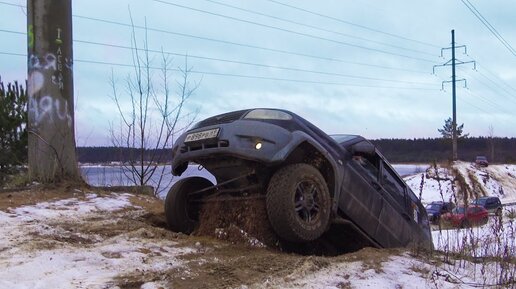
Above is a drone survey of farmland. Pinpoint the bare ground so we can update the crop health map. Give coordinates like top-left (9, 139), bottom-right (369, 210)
top-left (0, 185), bottom-right (404, 289)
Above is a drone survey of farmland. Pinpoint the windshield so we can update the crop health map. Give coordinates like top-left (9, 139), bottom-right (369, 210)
top-left (426, 204), bottom-right (441, 210)
top-left (330, 134), bottom-right (357, 144)
top-left (452, 206), bottom-right (466, 214)
top-left (471, 199), bottom-right (486, 206)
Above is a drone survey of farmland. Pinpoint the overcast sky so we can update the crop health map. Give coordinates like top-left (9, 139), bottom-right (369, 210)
top-left (1, 0), bottom-right (515, 146)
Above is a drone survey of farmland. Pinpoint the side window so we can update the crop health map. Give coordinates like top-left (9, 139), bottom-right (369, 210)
top-left (381, 161), bottom-right (406, 207)
top-left (350, 141), bottom-right (380, 181)
top-left (352, 155), bottom-right (379, 180)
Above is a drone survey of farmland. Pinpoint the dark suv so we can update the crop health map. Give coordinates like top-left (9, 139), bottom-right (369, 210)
top-left (425, 201), bottom-right (455, 224)
top-left (475, 156), bottom-right (489, 167)
top-left (471, 196), bottom-right (503, 216)
top-left (166, 108), bottom-right (432, 249)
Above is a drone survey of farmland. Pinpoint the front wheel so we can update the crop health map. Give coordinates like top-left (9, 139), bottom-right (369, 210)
top-left (164, 177), bottom-right (213, 234)
top-left (266, 163), bottom-right (331, 243)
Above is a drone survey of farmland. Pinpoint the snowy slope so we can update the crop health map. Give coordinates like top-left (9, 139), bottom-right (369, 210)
top-left (404, 162), bottom-right (516, 205)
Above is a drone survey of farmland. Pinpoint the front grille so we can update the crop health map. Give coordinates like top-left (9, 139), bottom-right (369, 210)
top-left (194, 110), bottom-right (248, 128)
top-left (180, 140), bottom-right (229, 153)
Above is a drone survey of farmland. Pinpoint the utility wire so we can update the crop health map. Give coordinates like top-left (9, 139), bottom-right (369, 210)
top-left (457, 66), bottom-right (516, 113)
top-left (264, 0), bottom-right (440, 49)
top-left (74, 39), bottom-right (436, 86)
top-left (476, 70), bottom-right (516, 102)
top-left (0, 28), bottom-right (436, 85)
top-left (477, 62), bottom-right (516, 95)
top-left (150, 0), bottom-right (438, 63)
top-left (457, 93), bottom-right (492, 115)
top-left (0, 51), bottom-right (438, 90)
top-left (0, 1), bottom-right (20, 8)
top-left (460, 0), bottom-right (516, 56)
top-left (0, 2), bottom-right (433, 73)
top-left (70, 16), bottom-right (432, 74)
top-left (464, 89), bottom-right (513, 115)
top-left (200, 0), bottom-right (436, 57)
top-left (458, 66), bottom-right (516, 106)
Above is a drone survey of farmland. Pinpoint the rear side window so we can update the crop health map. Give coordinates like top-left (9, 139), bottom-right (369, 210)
top-left (381, 162), bottom-right (406, 208)
top-left (381, 163), bottom-right (404, 196)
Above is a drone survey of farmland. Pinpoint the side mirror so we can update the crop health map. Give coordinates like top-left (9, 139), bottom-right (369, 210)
top-left (352, 141), bottom-right (376, 156)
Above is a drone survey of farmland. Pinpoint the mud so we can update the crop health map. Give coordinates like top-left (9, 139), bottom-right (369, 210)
top-left (195, 198), bottom-right (279, 248)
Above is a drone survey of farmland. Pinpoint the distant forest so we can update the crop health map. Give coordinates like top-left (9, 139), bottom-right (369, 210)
top-left (371, 137), bottom-right (516, 163)
top-left (77, 137), bottom-right (516, 164)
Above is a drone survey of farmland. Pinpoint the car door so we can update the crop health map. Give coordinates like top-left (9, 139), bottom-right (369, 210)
top-left (374, 160), bottom-right (415, 246)
top-left (339, 146), bottom-right (384, 244)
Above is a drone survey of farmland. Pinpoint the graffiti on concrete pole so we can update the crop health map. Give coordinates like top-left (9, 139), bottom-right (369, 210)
top-left (27, 0), bottom-right (78, 182)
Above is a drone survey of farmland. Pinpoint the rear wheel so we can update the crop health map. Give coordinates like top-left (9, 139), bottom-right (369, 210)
top-left (266, 163), bottom-right (331, 242)
top-left (164, 177), bottom-right (213, 234)
top-left (495, 208), bottom-right (502, 217)
top-left (461, 220), bottom-right (470, 229)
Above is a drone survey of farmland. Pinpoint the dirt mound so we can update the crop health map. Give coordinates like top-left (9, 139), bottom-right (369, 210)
top-left (194, 197), bottom-right (279, 248)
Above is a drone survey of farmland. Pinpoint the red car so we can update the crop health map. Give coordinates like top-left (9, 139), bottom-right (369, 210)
top-left (442, 205), bottom-right (489, 228)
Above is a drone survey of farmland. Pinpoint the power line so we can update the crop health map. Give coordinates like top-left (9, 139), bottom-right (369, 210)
top-left (463, 88), bottom-right (513, 116)
top-left (460, 0), bottom-right (516, 56)
top-left (70, 15), bottom-right (432, 74)
top-left (477, 62), bottom-right (516, 95)
top-left (74, 39), bottom-right (436, 86)
top-left (456, 66), bottom-right (516, 114)
top-left (150, 0), bottom-right (438, 63)
top-left (0, 1), bottom-right (22, 8)
top-left (0, 51), bottom-right (439, 90)
top-left (264, 0), bottom-right (440, 49)
top-left (0, 28), bottom-right (437, 85)
top-left (200, 0), bottom-right (436, 57)
top-left (456, 93), bottom-right (492, 115)
top-left (458, 65), bottom-right (516, 105)
top-left (0, 2), bottom-right (433, 73)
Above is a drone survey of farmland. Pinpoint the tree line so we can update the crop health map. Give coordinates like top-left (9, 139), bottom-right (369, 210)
top-left (371, 137), bottom-right (516, 163)
top-left (76, 137), bottom-right (516, 164)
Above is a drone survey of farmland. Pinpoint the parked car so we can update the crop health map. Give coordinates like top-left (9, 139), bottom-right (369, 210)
top-left (442, 205), bottom-right (489, 228)
top-left (425, 201), bottom-right (455, 224)
top-left (165, 108), bottom-right (432, 249)
top-left (475, 156), bottom-right (489, 167)
top-left (471, 196), bottom-right (503, 216)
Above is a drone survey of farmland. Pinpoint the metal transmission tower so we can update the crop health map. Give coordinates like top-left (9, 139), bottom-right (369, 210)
top-left (433, 30), bottom-right (476, 161)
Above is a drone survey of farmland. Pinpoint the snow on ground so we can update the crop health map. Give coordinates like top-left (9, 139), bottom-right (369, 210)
top-left (2, 162), bottom-right (516, 289)
top-left (432, 217), bottom-right (516, 256)
top-left (0, 193), bottom-right (193, 289)
top-left (404, 162), bottom-right (516, 205)
top-left (249, 250), bottom-right (507, 289)
top-left (1, 190), bottom-right (506, 289)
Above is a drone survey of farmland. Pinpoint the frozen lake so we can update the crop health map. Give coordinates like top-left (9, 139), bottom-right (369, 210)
top-left (81, 164), bottom-right (428, 198)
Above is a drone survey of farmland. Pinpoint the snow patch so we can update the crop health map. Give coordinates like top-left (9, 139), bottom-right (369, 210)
top-left (0, 193), bottom-right (192, 289)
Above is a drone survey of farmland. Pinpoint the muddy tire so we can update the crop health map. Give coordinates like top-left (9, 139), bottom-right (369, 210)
top-left (165, 177), bottom-right (213, 234)
top-left (266, 163), bottom-right (331, 243)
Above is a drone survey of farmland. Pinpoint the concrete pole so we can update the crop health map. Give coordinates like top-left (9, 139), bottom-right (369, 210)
top-left (27, 0), bottom-right (79, 182)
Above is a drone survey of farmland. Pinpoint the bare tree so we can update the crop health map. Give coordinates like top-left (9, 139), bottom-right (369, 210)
top-left (109, 18), bottom-right (199, 195)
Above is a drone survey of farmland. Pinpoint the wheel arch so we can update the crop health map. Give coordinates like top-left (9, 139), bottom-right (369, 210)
top-left (282, 140), bottom-right (339, 212)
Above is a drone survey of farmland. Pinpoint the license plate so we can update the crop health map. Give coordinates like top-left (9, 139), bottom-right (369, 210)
top-left (184, 128), bottom-right (220, 143)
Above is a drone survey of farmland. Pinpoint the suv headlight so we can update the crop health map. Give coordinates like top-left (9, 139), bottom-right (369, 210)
top-left (244, 109), bottom-right (292, 120)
